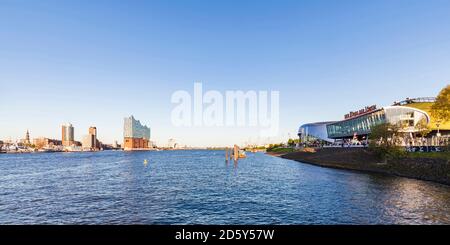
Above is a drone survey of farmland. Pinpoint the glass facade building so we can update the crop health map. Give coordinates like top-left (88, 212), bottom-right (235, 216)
top-left (298, 97), bottom-right (447, 146)
top-left (298, 122), bottom-right (336, 143)
top-left (123, 116), bottom-right (151, 140)
top-left (326, 106), bottom-right (430, 139)
top-left (62, 123), bottom-right (74, 146)
top-left (327, 109), bottom-right (385, 139)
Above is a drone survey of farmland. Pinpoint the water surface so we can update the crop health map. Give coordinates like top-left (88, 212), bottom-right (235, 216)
top-left (0, 150), bottom-right (449, 224)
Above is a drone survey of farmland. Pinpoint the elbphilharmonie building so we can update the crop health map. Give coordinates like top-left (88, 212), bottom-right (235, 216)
top-left (123, 115), bottom-right (151, 150)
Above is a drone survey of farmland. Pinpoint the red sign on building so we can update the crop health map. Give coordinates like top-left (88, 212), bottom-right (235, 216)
top-left (344, 105), bottom-right (377, 119)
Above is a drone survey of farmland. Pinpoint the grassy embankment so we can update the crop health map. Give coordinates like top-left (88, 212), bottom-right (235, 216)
top-left (275, 147), bottom-right (450, 185)
top-left (406, 151), bottom-right (449, 160)
top-left (267, 147), bottom-right (295, 154)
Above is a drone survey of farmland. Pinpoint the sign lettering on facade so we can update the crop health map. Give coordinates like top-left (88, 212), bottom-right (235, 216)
top-left (344, 105), bottom-right (377, 119)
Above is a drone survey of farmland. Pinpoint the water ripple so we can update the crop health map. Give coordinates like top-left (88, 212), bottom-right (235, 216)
top-left (0, 150), bottom-right (449, 224)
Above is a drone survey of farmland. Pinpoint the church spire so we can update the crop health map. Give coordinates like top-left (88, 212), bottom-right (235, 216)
top-left (25, 129), bottom-right (30, 144)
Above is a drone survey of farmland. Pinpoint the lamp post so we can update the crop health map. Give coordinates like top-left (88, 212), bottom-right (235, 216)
top-left (436, 120), bottom-right (441, 146)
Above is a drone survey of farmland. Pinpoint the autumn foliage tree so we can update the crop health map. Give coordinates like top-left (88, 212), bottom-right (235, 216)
top-left (431, 85), bottom-right (450, 124)
top-left (369, 122), bottom-right (400, 147)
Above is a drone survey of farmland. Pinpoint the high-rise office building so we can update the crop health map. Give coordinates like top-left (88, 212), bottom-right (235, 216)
top-left (123, 115), bottom-right (151, 150)
top-left (89, 127), bottom-right (97, 136)
top-left (82, 134), bottom-right (95, 149)
top-left (82, 126), bottom-right (99, 150)
top-left (62, 123), bottom-right (74, 146)
top-left (89, 126), bottom-right (97, 149)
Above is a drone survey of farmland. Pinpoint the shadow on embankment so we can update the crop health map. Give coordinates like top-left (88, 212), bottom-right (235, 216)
top-left (278, 148), bottom-right (450, 186)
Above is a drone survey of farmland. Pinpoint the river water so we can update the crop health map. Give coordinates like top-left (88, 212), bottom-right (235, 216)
top-left (0, 150), bottom-right (449, 224)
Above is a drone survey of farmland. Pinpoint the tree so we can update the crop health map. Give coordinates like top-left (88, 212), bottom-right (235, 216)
top-left (369, 122), bottom-right (401, 147)
top-left (415, 118), bottom-right (431, 138)
top-left (415, 117), bottom-right (432, 147)
top-left (431, 85), bottom-right (450, 125)
top-left (369, 122), bottom-right (406, 160)
top-left (287, 138), bottom-right (295, 147)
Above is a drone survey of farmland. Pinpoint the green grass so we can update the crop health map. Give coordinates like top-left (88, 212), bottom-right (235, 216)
top-left (268, 147), bottom-right (295, 153)
top-left (407, 151), bottom-right (450, 160)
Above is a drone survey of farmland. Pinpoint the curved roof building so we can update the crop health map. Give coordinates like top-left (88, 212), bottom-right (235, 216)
top-left (326, 97), bottom-right (447, 139)
top-left (393, 97), bottom-right (450, 131)
top-left (298, 121), bottom-right (336, 143)
top-left (297, 97), bottom-right (449, 145)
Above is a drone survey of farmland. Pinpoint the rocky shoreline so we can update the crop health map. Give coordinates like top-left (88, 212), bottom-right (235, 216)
top-left (273, 148), bottom-right (450, 186)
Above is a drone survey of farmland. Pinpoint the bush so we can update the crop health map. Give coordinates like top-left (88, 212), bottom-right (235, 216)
top-left (266, 144), bottom-right (282, 152)
top-left (369, 142), bottom-right (406, 161)
top-left (386, 146), bottom-right (407, 159)
top-left (268, 147), bottom-right (294, 153)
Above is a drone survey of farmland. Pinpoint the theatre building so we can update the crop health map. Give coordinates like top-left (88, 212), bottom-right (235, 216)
top-left (123, 115), bottom-right (151, 150)
top-left (298, 121), bottom-right (336, 146)
top-left (298, 97), bottom-right (449, 146)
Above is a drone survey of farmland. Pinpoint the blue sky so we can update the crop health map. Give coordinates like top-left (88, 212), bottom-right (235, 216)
top-left (0, 0), bottom-right (449, 146)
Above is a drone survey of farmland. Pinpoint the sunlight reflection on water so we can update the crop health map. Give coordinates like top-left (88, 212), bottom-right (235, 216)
top-left (0, 150), bottom-right (449, 224)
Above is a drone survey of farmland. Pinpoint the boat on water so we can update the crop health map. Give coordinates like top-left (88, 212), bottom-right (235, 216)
top-left (238, 150), bottom-right (246, 158)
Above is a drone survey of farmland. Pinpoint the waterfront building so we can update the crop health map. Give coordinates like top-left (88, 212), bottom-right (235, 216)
top-left (82, 135), bottom-right (95, 150)
top-left (298, 97), bottom-right (450, 146)
top-left (167, 138), bottom-right (177, 149)
top-left (298, 122), bottom-right (336, 145)
top-left (33, 137), bottom-right (62, 149)
top-left (62, 123), bottom-right (75, 146)
top-left (123, 115), bottom-right (151, 150)
top-left (392, 98), bottom-right (450, 145)
top-left (112, 140), bottom-right (122, 149)
top-left (82, 126), bottom-right (99, 150)
top-left (18, 130), bottom-right (31, 145)
top-left (64, 145), bottom-right (83, 152)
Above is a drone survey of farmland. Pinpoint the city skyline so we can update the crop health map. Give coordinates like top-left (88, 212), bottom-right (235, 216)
top-left (0, 0), bottom-right (450, 233)
top-left (1, 0), bottom-right (450, 146)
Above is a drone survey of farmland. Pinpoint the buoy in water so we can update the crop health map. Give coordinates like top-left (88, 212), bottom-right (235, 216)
top-left (143, 159), bottom-right (148, 165)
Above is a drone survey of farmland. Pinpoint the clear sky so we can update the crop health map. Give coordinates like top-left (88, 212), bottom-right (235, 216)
top-left (0, 0), bottom-right (449, 147)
